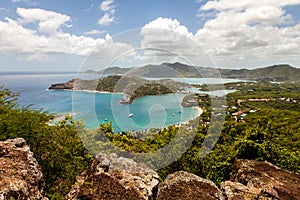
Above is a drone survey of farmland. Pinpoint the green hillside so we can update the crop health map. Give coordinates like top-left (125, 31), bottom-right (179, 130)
top-left (221, 64), bottom-right (300, 82)
top-left (84, 63), bottom-right (300, 83)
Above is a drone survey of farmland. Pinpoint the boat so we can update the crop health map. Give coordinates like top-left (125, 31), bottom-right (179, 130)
top-left (172, 113), bottom-right (175, 116)
top-left (128, 113), bottom-right (133, 118)
top-left (178, 110), bottom-right (182, 113)
top-left (104, 118), bottom-right (108, 121)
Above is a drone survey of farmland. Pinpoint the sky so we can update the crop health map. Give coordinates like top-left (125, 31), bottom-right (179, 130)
top-left (1, 0), bottom-right (300, 71)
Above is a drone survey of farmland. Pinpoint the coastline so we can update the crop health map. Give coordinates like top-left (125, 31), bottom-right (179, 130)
top-left (47, 88), bottom-right (203, 130)
top-left (47, 112), bottom-right (76, 126)
top-left (180, 106), bottom-right (203, 126)
top-left (48, 88), bottom-right (124, 95)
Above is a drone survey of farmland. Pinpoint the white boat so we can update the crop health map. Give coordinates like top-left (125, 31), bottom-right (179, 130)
top-left (128, 113), bottom-right (133, 118)
top-left (104, 118), bottom-right (108, 121)
top-left (172, 113), bottom-right (175, 116)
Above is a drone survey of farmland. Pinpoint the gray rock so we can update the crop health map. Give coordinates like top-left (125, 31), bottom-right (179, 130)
top-left (0, 138), bottom-right (48, 200)
top-left (221, 159), bottom-right (300, 200)
top-left (157, 171), bottom-right (225, 200)
top-left (66, 153), bottom-right (160, 200)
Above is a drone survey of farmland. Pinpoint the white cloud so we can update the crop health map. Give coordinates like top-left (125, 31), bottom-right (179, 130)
top-left (142, 17), bottom-right (191, 37)
top-left (98, 0), bottom-right (116, 26)
top-left (16, 8), bottom-right (71, 35)
top-left (98, 12), bottom-right (115, 26)
top-left (11, 0), bottom-right (36, 5)
top-left (201, 0), bottom-right (300, 11)
top-left (141, 17), bottom-right (193, 52)
top-left (0, 8), bottom-right (133, 62)
top-left (100, 0), bottom-right (115, 13)
top-left (139, 17), bottom-right (215, 67)
top-left (139, 5), bottom-right (300, 68)
top-left (84, 29), bottom-right (106, 36)
top-left (194, 0), bottom-right (300, 67)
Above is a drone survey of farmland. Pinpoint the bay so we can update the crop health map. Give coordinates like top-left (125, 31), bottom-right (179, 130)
top-left (0, 72), bottom-right (198, 132)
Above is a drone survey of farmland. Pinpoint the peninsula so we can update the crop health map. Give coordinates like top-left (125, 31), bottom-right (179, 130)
top-left (49, 75), bottom-right (191, 104)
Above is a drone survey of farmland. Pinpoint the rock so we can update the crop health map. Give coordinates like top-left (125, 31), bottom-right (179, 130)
top-left (221, 181), bottom-right (262, 200)
top-left (48, 78), bottom-right (98, 91)
top-left (221, 159), bottom-right (300, 200)
top-left (0, 138), bottom-right (48, 200)
top-left (66, 153), bottom-right (160, 200)
top-left (157, 171), bottom-right (225, 200)
top-left (48, 79), bottom-right (77, 90)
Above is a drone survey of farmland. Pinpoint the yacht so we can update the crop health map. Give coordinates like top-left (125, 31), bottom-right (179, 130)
top-left (128, 113), bottom-right (134, 118)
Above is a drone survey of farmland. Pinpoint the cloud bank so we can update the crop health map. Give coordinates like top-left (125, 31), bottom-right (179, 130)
top-left (2, 0), bottom-right (300, 69)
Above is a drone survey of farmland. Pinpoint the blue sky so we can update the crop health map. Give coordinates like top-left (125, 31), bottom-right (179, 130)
top-left (1, 0), bottom-right (300, 71)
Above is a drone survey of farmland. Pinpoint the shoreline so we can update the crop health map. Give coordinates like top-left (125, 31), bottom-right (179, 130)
top-left (47, 88), bottom-right (124, 95)
top-left (47, 112), bottom-right (77, 126)
top-left (180, 106), bottom-right (203, 126)
top-left (46, 88), bottom-right (203, 131)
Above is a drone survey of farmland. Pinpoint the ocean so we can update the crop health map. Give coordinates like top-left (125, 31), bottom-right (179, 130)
top-left (0, 72), bottom-right (240, 132)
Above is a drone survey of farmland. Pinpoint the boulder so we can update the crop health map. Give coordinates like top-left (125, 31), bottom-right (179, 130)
top-left (157, 171), bottom-right (225, 200)
top-left (221, 159), bottom-right (300, 200)
top-left (66, 153), bottom-right (160, 200)
top-left (0, 138), bottom-right (47, 200)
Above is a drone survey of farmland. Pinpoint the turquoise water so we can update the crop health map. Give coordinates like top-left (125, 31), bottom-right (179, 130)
top-left (72, 91), bottom-right (198, 132)
top-left (0, 72), bottom-right (245, 132)
top-left (0, 72), bottom-right (198, 132)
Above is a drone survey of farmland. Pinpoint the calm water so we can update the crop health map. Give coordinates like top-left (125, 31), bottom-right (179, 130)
top-left (0, 72), bottom-right (244, 132)
top-left (0, 72), bottom-right (200, 132)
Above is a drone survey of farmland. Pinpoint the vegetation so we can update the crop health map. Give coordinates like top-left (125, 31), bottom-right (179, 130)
top-left (50, 75), bottom-right (189, 104)
top-left (81, 82), bottom-right (300, 185)
top-left (221, 64), bottom-right (300, 82)
top-left (1, 81), bottom-right (300, 198)
top-left (0, 86), bottom-right (92, 199)
top-left (83, 62), bottom-right (300, 82)
top-left (128, 83), bottom-right (172, 103)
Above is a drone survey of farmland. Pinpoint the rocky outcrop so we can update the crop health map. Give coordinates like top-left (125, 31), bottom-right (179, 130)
top-left (66, 153), bottom-right (160, 200)
top-left (2, 137), bottom-right (299, 200)
top-left (48, 78), bottom-right (98, 91)
top-left (0, 138), bottom-right (47, 200)
top-left (221, 159), bottom-right (300, 200)
top-left (66, 157), bottom-right (300, 200)
top-left (157, 171), bottom-right (225, 200)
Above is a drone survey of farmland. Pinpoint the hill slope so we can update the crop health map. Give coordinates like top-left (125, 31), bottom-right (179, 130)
top-left (221, 64), bottom-right (300, 82)
top-left (85, 63), bottom-right (300, 82)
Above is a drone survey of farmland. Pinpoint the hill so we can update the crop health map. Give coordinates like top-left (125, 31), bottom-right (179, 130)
top-left (83, 67), bottom-right (130, 75)
top-left (220, 64), bottom-right (300, 82)
top-left (84, 63), bottom-right (300, 83)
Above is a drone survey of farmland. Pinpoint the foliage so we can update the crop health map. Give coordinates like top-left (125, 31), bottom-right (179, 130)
top-left (0, 87), bottom-right (92, 199)
top-left (1, 81), bottom-right (300, 197)
top-left (84, 82), bottom-right (300, 185)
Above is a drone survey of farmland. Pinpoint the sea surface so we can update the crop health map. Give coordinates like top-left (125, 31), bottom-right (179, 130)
top-left (0, 72), bottom-right (242, 132)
